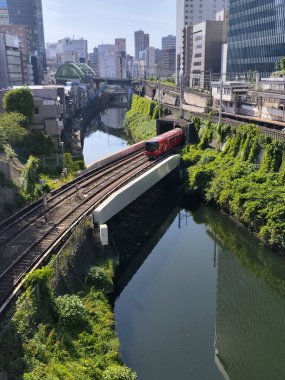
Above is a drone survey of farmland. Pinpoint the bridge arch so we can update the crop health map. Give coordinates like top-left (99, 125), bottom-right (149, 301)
top-left (55, 62), bottom-right (96, 84)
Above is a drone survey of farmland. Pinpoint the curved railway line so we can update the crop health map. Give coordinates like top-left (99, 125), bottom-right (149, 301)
top-left (1, 94), bottom-right (285, 315)
top-left (0, 145), bottom-right (168, 315)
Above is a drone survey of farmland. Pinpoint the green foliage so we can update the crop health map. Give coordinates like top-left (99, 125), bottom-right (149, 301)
top-left (124, 95), bottom-right (158, 142)
top-left (13, 268), bottom-right (55, 341)
top-left (19, 132), bottom-right (56, 158)
top-left (183, 123), bottom-right (285, 251)
top-left (3, 87), bottom-right (34, 124)
top-left (19, 156), bottom-right (40, 194)
top-left (63, 153), bottom-right (85, 174)
top-left (86, 266), bottom-right (113, 288)
top-left (9, 261), bottom-right (136, 379)
top-left (198, 120), bottom-right (214, 149)
top-left (0, 112), bottom-right (28, 147)
top-left (103, 365), bottom-right (137, 380)
top-left (280, 57), bottom-right (285, 71)
top-left (54, 295), bottom-right (88, 328)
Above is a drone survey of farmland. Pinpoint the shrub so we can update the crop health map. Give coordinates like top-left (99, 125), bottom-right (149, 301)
top-left (19, 156), bottom-right (40, 194)
top-left (103, 365), bottom-right (137, 380)
top-left (86, 266), bottom-right (112, 288)
top-left (19, 132), bottom-right (56, 158)
top-left (0, 112), bottom-right (28, 148)
top-left (54, 295), bottom-right (88, 328)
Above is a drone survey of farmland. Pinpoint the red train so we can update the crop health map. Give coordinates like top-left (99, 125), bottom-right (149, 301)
top-left (144, 128), bottom-right (185, 159)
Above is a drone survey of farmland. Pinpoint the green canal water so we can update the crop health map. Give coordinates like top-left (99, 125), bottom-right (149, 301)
top-left (112, 195), bottom-right (285, 380)
top-left (83, 109), bottom-right (285, 379)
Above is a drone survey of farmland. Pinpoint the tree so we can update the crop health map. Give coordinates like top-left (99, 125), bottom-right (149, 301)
top-left (0, 112), bottom-right (28, 147)
top-left (3, 87), bottom-right (35, 124)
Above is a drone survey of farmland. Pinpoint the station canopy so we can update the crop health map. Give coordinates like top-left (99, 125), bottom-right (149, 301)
top-left (55, 62), bottom-right (96, 84)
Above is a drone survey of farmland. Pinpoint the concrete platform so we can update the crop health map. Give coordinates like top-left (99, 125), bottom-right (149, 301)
top-left (93, 154), bottom-right (181, 225)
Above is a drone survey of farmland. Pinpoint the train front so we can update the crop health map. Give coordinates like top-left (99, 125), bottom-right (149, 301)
top-left (144, 140), bottom-right (160, 159)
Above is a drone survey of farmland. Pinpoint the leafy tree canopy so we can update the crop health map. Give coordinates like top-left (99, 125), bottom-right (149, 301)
top-left (3, 87), bottom-right (34, 124)
top-left (0, 112), bottom-right (28, 147)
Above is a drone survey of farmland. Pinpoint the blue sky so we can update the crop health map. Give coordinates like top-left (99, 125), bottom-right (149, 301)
top-left (42, 0), bottom-right (176, 55)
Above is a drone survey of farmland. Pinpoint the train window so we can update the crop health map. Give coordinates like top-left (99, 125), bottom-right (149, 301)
top-left (145, 141), bottom-right (159, 152)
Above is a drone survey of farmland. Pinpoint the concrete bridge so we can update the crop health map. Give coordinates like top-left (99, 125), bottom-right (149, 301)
top-left (0, 144), bottom-right (181, 315)
top-left (94, 77), bottom-right (131, 85)
top-left (93, 153), bottom-right (181, 244)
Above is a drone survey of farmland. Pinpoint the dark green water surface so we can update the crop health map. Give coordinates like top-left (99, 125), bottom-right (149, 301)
top-left (113, 198), bottom-right (285, 380)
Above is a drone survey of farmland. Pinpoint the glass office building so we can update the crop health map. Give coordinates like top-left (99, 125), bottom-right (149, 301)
top-left (227, 0), bottom-right (285, 78)
top-left (7, 0), bottom-right (46, 84)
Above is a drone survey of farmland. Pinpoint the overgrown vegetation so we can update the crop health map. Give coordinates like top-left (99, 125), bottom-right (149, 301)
top-left (3, 87), bottom-right (34, 124)
top-left (4, 265), bottom-right (136, 379)
top-left (183, 120), bottom-right (285, 251)
top-left (0, 112), bottom-right (28, 149)
top-left (124, 94), bottom-right (160, 141)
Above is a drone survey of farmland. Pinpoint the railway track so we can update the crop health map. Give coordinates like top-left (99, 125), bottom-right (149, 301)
top-left (0, 148), bottom-right (170, 314)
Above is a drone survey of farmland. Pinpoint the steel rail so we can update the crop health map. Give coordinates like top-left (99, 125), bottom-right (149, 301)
top-left (0, 145), bottom-right (144, 234)
top-left (0, 150), bottom-right (145, 248)
top-left (0, 152), bottom-right (167, 314)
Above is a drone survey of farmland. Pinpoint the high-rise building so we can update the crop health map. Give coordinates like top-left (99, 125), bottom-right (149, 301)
top-left (45, 42), bottom-right (57, 69)
top-left (176, 0), bottom-right (229, 80)
top-left (0, 0), bottom-right (9, 24)
top-left (162, 35), bottom-right (176, 51)
top-left (134, 30), bottom-right (149, 60)
top-left (162, 48), bottom-right (176, 76)
top-left (89, 47), bottom-right (99, 75)
top-left (98, 42), bottom-right (127, 79)
top-left (7, 0), bottom-right (46, 84)
top-left (98, 44), bottom-right (116, 78)
top-left (0, 24), bottom-right (33, 84)
top-left (227, 0), bottom-right (285, 78)
top-left (56, 38), bottom-right (88, 66)
top-left (115, 38), bottom-right (127, 79)
top-left (144, 47), bottom-right (156, 77)
top-left (0, 32), bottom-right (23, 88)
top-left (190, 19), bottom-right (228, 89)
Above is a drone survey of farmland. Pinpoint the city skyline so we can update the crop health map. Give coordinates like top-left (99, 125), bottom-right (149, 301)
top-left (42, 0), bottom-right (176, 56)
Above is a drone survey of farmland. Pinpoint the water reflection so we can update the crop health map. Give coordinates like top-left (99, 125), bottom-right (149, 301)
top-left (101, 108), bottom-right (126, 129)
top-left (83, 108), bottom-right (128, 166)
top-left (112, 193), bottom-right (285, 380)
top-left (112, 190), bottom-right (223, 380)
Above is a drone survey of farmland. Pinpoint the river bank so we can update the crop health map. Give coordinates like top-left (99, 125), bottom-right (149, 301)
top-left (124, 95), bottom-right (285, 253)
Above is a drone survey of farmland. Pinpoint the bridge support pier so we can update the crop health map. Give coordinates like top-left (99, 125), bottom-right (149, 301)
top-left (100, 224), bottom-right (108, 246)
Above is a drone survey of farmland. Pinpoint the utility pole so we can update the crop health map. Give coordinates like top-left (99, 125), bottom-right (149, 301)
top-left (218, 80), bottom-right (223, 124)
top-left (179, 69), bottom-right (184, 119)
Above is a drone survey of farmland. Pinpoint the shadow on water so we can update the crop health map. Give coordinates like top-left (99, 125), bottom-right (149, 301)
top-left (109, 175), bottom-right (182, 300)
top-left (111, 184), bottom-right (285, 380)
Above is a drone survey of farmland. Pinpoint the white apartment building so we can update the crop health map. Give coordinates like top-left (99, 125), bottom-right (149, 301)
top-left (98, 41), bottom-right (127, 79)
top-left (57, 38), bottom-right (88, 65)
top-left (176, 0), bottom-right (229, 78)
top-left (98, 44), bottom-right (117, 78)
top-left (145, 47), bottom-right (156, 77)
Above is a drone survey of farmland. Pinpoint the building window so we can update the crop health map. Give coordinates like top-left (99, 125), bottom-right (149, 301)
top-left (34, 107), bottom-right (39, 114)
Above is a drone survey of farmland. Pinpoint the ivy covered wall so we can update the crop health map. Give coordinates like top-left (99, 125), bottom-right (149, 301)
top-left (183, 119), bottom-right (285, 252)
